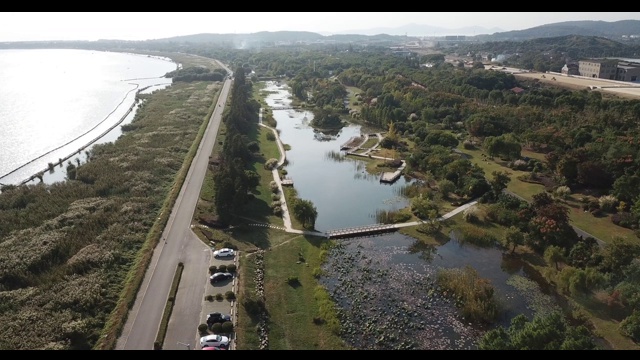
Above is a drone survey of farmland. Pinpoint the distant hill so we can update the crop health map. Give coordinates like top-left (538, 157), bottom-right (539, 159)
top-left (475, 20), bottom-right (640, 42)
top-left (333, 23), bottom-right (503, 37)
top-left (146, 31), bottom-right (416, 47)
top-left (450, 35), bottom-right (640, 62)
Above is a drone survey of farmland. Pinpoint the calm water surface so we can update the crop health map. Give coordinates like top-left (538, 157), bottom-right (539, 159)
top-left (263, 81), bottom-right (411, 231)
top-left (0, 49), bottom-right (177, 186)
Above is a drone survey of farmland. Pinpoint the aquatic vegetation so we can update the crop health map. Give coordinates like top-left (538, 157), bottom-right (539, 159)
top-left (506, 274), bottom-right (560, 316)
top-left (436, 266), bottom-right (501, 325)
top-left (320, 238), bottom-right (484, 350)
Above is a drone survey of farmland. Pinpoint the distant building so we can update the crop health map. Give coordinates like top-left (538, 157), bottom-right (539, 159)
top-left (510, 87), bottom-right (525, 95)
top-left (616, 62), bottom-right (640, 82)
top-left (561, 63), bottom-right (580, 75)
top-left (578, 59), bottom-right (618, 79)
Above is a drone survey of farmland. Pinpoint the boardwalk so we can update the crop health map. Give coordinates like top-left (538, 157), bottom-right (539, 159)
top-left (326, 223), bottom-right (398, 239)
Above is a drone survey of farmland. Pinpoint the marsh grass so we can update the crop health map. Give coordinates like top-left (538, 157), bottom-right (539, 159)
top-left (436, 266), bottom-right (501, 324)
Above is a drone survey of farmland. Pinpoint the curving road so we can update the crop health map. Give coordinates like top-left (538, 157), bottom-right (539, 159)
top-left (116, 61), bottom-right (233, 350)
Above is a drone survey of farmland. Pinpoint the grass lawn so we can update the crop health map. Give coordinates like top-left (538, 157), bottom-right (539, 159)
top-left (345, 86), bottom-right (363, 112)
top-left (360, 136), bottom-right (379, 149)
top-left (260, 234), bottom-right (348, 350)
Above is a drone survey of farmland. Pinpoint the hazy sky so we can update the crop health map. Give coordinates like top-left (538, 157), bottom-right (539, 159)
top-left (2, 12), bottom-right (640, 42)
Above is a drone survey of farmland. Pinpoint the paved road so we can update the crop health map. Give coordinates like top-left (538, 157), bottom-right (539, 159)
top-left (116, 64), bottom-right (233, 350)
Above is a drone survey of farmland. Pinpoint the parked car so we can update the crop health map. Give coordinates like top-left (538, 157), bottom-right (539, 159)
top-left (199, 334), bottom-right (229, 349)
top-left (209, 272), bottom-right (233, 283)
top-left (207, 312), bottom-right (232, 327)
top-left (213, 248), bottom-right (235, 258)
top-left (202, 346), bottom-right (226, 350)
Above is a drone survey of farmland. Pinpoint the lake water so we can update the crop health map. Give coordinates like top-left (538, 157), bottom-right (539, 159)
top-left (0, 49), bottom-right (177, 186)
top-left (262, 80), bottom-right (561, 349)
top-left (264, 81), bottom-right (412, 231)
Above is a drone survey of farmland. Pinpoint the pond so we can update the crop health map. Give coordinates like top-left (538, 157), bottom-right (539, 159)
top-left (265, 82), bottom-right (412, 232)
top-left (261, 81), bottom-right (561, 350)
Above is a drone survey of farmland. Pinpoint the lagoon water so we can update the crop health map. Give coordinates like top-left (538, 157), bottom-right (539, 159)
top-left (263, 81), bottom-right (412, 231)
top-left (0, 49), bottom-right (177, 186)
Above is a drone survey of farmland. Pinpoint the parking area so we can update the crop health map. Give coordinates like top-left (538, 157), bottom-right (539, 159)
top-left (198, 248), bottom-right (239, 350)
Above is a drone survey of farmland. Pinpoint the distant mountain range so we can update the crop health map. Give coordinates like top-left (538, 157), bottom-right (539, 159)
top-left (475, 20), bottom-right (640, 41)
top-left (325, 23), bottom-right (504, 37)
top-left (147, 20), bottom-right (640, 44)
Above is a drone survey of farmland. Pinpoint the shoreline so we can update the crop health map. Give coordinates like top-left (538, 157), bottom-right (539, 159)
top-left (0, 82), bottom-right (167, 187)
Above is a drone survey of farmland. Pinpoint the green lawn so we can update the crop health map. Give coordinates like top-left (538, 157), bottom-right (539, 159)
top-left (262, 235), bottom-right (348, 350)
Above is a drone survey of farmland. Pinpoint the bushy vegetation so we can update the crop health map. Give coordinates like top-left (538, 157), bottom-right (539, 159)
top-left (0, 77), bottom-right (218, 349)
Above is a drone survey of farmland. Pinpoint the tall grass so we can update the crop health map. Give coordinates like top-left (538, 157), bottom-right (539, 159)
top-left (436, 266), bottom-right (501, 324)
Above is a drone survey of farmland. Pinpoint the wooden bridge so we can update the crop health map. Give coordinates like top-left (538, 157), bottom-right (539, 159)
top-left (325, 223), bottom-right (398, 239)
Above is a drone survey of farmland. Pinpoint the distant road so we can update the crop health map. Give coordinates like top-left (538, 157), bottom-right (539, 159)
top-left (116, 71), bottom-right (232, 350)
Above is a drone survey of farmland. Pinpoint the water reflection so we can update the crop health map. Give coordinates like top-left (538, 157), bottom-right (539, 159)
top-left (263, 81), bottom-right (411, 231)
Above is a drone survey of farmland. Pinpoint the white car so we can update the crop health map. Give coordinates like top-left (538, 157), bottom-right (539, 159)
top-left (213, 248), bottom-right (235, 258)
top-left (200, 334), bottom-right (230, 349)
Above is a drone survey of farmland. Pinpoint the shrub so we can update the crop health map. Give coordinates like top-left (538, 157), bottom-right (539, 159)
top-left (611, 212), bottom-right (637, 229)
top-left (271, 193), bottom-right (280, 201)
top-left (226, 264), bottom-right (237, 273)
top-left (273, 206), bottom-right (283, 216)
top-left (554, 185), bottom-right (571, 199)
top-left (511, 159), bottom-right (528, 171)
top-left (620, 310), bottom-right (640, 342)
top-left (221, 321), bottom-right (234, 334)
top-left (217, 264), bottom-right (227, 273)
top-left (269, 181), bottom-right (279, 193)
top-left (266, 131), bottom-right (276, 141)
top-left (210, 322), bottom-right (222, 334)
top-left (243, 297), bottom-right (266, 317)
top-left (463, 140), bottom-right (475, 149)
top-left (265, 158), bottom-right (279, 170)
top-left (225, 291), bottom-right (236, 300)
top-left (286, 276), bottom-right (300, 286)
top-left (271, 201), bottom-right (281, 208)
top-left (198, 324), bottom-right (209, 334)
top-left (215, 293), bottom-right (224, 301)
top-left (208, 265), bottom-right (217, 274)
top-left (205, 294), bottom-right (214, 302)
top-left (463, 205), bottom-right (480, 223)
top-left (312, 267), bottom-right (323, 278)
top-left (598, 195), bottom-right (618, 213)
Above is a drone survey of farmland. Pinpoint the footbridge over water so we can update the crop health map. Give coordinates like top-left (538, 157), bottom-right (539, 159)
top-left (325, 223), bottom-right (398, 239)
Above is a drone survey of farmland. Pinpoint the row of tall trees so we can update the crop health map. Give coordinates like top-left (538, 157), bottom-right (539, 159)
top-left (212, 67), bottom-right (261, 225)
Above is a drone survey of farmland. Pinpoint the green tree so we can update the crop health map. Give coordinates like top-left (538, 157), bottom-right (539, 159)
top-left (545, 245), bottom-right (566, 271)
top-left (490, 170), bottom-right (511, 195)
top-left (438, 179), bottom-right (456, 199)
top-left (292, 198), bottom-right (318, 229)
top-left (504, 226), bottom-right (525, 254)
top-left (600, 237), bottom-right (640, 281)
top-left (478, 312), bottom-right (597, 350)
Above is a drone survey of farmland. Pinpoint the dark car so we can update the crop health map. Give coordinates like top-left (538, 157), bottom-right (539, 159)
top-left (207, 312), bottom-right (232, 327)
top-left (209, 272), bottom-right (233, 283)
